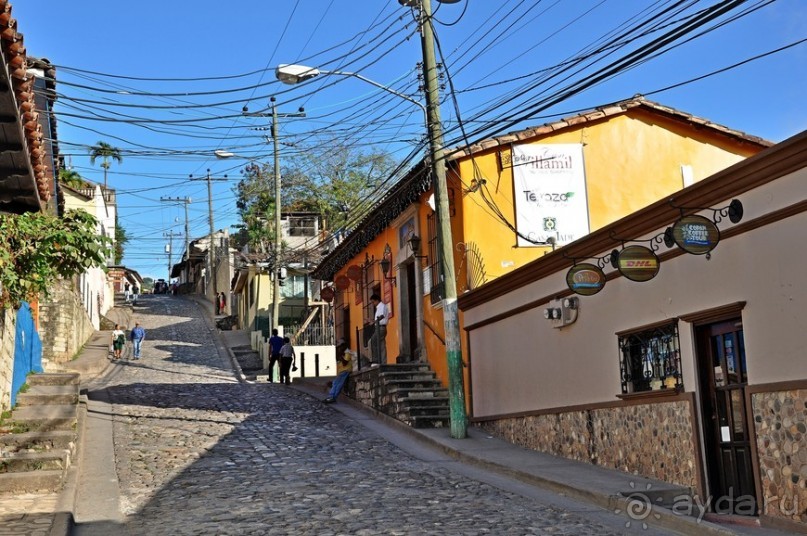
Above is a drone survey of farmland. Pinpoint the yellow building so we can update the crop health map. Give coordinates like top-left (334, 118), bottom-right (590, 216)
top-left (314, 97), bottom-right (770, 396)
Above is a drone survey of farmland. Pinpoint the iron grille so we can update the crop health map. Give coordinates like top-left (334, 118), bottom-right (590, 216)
top-left (618, 321), bottom-right (683, 394)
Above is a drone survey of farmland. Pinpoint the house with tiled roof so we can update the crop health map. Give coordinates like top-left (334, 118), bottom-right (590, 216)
top-left (313, 96), bottom-right (771, 424)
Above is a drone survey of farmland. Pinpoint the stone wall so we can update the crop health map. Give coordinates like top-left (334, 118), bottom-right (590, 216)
top-left (752, 389), bottom-right (807, 525)
top-left (479, 398), bottom-right (698, 488)
top-left (38, 278), bottom-right (95, 367)
top-left (0, 308), bottom-right (16, 412)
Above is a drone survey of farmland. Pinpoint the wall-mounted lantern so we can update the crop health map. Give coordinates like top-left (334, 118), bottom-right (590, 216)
top-left (380, 244), bottom-right (396, 286)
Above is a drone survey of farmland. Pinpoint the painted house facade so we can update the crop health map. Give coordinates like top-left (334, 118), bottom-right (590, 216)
top-left (314, 97), bottom-right (770, 394)
top-left (458, 131), bottom-right (807, 530)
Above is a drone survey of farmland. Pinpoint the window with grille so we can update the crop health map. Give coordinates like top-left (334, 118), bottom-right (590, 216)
top-left (618, 321), bottom-right (683, 394)
top-left (288, 216), bottom-right (317, 237)
top-left (427, 213), bottom-right (444, 305)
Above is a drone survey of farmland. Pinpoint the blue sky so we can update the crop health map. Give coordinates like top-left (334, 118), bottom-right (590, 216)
top-left (13, 0), bottom-right (807, 280)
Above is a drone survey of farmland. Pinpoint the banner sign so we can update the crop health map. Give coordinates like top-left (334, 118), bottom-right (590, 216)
top-left (672, 215), bottom-right (720, 255)
top-left (566, 263), bottom-right (606, 296)
top-left (512, 143), bottom-right (589, 247)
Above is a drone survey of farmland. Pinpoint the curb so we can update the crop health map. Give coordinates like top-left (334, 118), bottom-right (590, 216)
top-left (48, 394), bottom-right (87, 536)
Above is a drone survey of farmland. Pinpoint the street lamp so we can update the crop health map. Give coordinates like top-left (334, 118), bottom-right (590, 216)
top-left (275, 64), bottom-right (427, 123)
top-left (276, 0), bottom-right (468, 439)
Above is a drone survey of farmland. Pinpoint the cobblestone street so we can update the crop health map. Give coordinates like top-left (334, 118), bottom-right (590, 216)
top-left (74, 296), bottom-right (671, 535)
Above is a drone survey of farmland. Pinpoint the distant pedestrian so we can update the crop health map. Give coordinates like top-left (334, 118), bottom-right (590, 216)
top-left (111, 324), bottom-right (126, 359)
top-left (323, 339), bottom-right (353, 404)
top-left (132, 285), bottom-right (140, 304)
top-left (124, 282), bottom-right (131, 302)
top-left (130, 322), bottom-right (146, 359)
top-left (370, 293), bottom-right (388, 365)
top-left (268, 329), bottom-right (284, 383)
top-left (279, 337), bottom-right (296, 385)
top-left (218, 292), bottom-right (227, 315)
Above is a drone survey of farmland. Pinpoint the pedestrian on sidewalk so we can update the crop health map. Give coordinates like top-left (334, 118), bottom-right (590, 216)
top-left (218, 292), bottom-right (227, 315)
top-left (130, 322), bottom-right (146, 359)
top-left (279, 337), bottom-right (296, 385)
top-left (111, 324), bottom-right (126, 359)
top-left (268, 329), bottom-right (283, 383)
top-left (132, 285), bottom-right (140, 304)
top-left (323, 339), bottom-right (353, 404)
top-left (370, 293), bottom-right (388, 365)
top-left (124, 282), bottom-right (131, 302)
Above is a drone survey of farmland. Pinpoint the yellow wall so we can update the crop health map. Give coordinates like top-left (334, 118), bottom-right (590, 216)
top-left (458, 111), bottom-right (762, 279)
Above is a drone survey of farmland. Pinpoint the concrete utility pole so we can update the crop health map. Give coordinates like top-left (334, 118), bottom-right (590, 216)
top-left (410, 0), bottom-right (468, 438)
top-left (245, 97), bottom-right (305, 329)
top-left (163, 230), bottom-right (182, 281)
top-left (190, 170), bottom-right (227, 301)
top-left (161, 197), bottom-right (191, 284)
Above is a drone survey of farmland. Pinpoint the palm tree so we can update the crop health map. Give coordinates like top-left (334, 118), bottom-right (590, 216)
top-left (89, 141), bottom-right (123, 188)
top-left (57, 168), bottom-right (87, 189)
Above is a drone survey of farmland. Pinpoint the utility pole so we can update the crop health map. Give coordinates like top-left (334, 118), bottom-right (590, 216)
top-left (163, 230), bottom-right (182, 281)
top-left (245, 97), bottom-right (305, 329)
top-left (413, 0), bottom-right (467, 438)
top-left (190, 170), bottom-right (227, 302)
top-left (161, 197), bottom-right (191, 285)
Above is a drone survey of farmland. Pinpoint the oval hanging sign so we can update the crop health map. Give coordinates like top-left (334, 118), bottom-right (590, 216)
top-left (672, 215), bottom-right (720, 255)
top-left (319, 287), bottom-right (335, 302)
top-left (617, 245), bottom-right (660, 282)
top-left (346, 264), bottom-right (362, 281)
top-left (334, 275), bottom-right (351, 291)
top-left (566, 263), bottom-right (606, 296)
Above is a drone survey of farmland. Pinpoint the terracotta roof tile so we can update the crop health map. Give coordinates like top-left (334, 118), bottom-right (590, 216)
top-left (0, 0), bottom-right (50, 205)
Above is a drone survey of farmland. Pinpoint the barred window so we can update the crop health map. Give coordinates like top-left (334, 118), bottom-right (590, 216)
top-left (427, 213), bottom-right (444, 305)
top-left (618, 321), bottom-right (683, 394)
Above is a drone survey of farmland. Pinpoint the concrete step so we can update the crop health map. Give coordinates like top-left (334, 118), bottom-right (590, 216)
top-left (411, 415), bottom-right (450, 429)
top-left (16, 385), bottom-right (79, 406)
top-left (407, 406), bottom-right (449, 417)
top-left (0, 430), bottom-right (75, 451)
top-left (10, 405), bottom-right (77, 432)
top-left (0, 470), bottom-right (64, 495)
top-left (380, 371), bottom-right (437, 381)
top-left (400, 396), bottom-right (450, 407)
top-left (26, 372), bottom-right (80, 387)
top-left (393, 387), bottom-right (449, 399)
top-left (378, 363), bottom-right (432, 373)
top-left (386, 379), bottom-right (444, 391)
top-left (0, 450), bottom-right (70, 473)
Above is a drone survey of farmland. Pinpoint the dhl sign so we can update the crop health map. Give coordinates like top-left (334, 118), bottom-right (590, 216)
top-left (616, 245), bottom-right (660, 283)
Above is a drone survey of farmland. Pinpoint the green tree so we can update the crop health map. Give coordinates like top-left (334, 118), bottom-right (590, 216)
top-left (0, 210), bottom-right (112, 308)
top-left (114, 217), bottom-right (129, 264)
top-left (89, 141), bottom-right (123, 188)
top-left (57, 168), bottom-right (88, 189)
top-left (233, 162), bottom-right (275, 254)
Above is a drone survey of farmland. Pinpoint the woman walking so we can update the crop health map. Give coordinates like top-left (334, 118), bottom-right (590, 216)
top-left (111, 324), bottom-right (126, 359)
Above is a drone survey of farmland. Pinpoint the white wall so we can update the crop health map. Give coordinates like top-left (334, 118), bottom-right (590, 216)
top-left (466, 165), bottom-right (807, 417)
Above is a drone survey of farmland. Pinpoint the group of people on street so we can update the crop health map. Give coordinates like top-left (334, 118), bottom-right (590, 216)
top-left (268, 329), bottom-right (297, 385)
top-left (124, 281), bottom-right (140, 304)
top-left (110, 322), bottom-right (146, 360)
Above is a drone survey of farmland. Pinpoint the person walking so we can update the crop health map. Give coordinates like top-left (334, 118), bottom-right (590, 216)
top-left (218, 292), bottom-right (227, 315)
top-left (111, 324), bottom-right (126, 359)
top-left (130, 322), bottom-right (146, 359)
top-left (278, 337), bottom-right (296, 386)
top-left (268, 329), bottom-right (284, 383)
top-left (323, 339), bottom-right (353, 404)
top-left (132, 285), bottom-right (140, 304)
top-left (124, 282), bottom-right (131, 302)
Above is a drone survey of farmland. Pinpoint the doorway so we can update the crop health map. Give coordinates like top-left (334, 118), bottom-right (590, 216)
top-left (695, 319), bottom-right (757, 515)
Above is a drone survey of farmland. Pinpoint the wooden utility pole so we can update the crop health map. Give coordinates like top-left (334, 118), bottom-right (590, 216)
top-left (161, 197), bottom-right (191, 284)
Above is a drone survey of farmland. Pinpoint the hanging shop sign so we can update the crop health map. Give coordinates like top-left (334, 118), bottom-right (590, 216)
top-left (566, 263), bottom-right (606, 296)
top-left (346, 264), bottom-right (362, 281)
top-left (671, 215), bottom-right (720, 255)
top-left (614, 245), bottom-right (659, 282)
top-left (319, 287), bottom-right (335, 302)
top-left (334, 275), bottom-right (351, 291)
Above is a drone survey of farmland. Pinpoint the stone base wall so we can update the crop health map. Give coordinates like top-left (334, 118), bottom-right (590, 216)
top-left (0, 308), bottom-right (16, 412)
top-left (752, 389), bottom-right (807, 525)
top-left (39, 279), bottom-right (95, 367)
top-left (479, 398), bottom-right (697, 488)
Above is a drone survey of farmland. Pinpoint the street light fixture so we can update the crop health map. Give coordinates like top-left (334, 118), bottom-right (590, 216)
top-left (275, 64), bottom-right (427, 123)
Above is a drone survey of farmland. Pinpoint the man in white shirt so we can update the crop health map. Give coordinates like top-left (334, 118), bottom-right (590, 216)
top-left (370, 293), bottom-right (388, 365)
